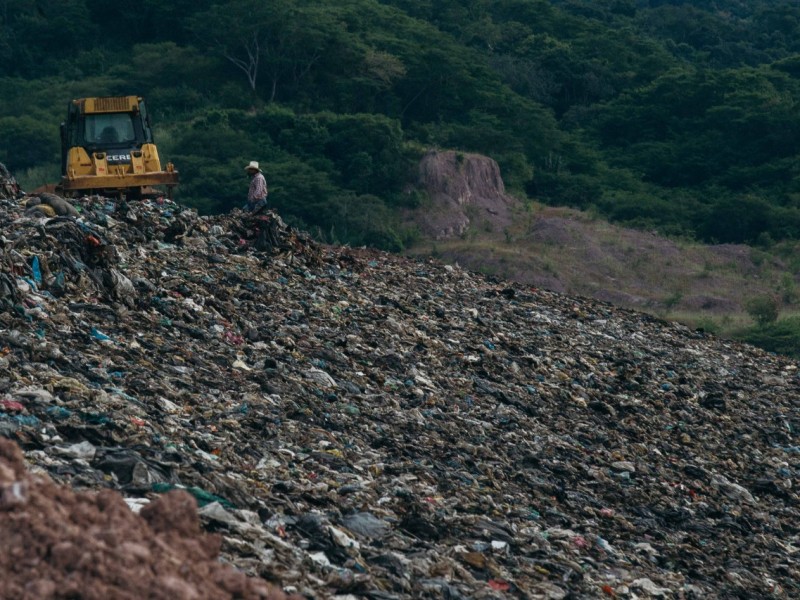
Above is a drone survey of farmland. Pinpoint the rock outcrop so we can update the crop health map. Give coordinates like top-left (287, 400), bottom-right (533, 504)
top-left (411, 150), bottom-right (517, 239)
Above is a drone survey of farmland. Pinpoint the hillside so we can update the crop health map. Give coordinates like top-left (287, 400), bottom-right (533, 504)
top-left (406, 151), bottom-right (800, 343)
top-left (0, 194), bottom-right (798, 598)
top-left (410, 204), bottom-right (796, 322)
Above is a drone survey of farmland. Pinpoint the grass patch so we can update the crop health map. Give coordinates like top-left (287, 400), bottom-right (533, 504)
top-left (664, 311), bottom-right (751, 336)
top-left (16, 164), bottom-right (60, 192)
top-left (780, 273), bottom-right (797, 304)
top-left (693, 315), bottom-right (721, 334)
top-left (734, 316), bottom-right (800, 358)
top-left (663, 290), bottom-right (684, 310)
top-left (698, 261), bottom-right (714, 278)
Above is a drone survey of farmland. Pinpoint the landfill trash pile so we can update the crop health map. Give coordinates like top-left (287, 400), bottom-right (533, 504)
top-left (0, 161), bottom-right (22, 199)
top-left (0, 191), bottom-right (798, 599)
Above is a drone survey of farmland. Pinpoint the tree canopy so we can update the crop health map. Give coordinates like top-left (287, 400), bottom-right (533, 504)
top-left (3, 0), bottom-right (800, 247)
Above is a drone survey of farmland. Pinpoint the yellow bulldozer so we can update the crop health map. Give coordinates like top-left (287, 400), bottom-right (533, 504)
top-left (58, 96), bottom-right (178, 199)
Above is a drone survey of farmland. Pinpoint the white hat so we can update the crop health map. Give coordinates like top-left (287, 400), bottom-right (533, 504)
top-left (245, 160), bottom-right (261, 172)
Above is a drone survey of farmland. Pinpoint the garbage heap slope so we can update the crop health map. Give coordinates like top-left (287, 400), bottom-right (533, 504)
top-left (0, 194), bottom-right (798, 599)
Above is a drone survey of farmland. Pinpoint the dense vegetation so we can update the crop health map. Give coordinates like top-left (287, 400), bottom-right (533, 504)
top-left (4, 0), bottom-right (800, 251)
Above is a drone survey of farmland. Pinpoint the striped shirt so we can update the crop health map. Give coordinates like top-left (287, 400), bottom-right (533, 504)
top-left (248, 172), bottom-right (268, 202)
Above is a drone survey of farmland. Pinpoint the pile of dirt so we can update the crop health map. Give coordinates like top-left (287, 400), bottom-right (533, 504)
top-left (410, 150), bottom-right (517, 239)
top-left (0, 438), bottom-right (294, 600)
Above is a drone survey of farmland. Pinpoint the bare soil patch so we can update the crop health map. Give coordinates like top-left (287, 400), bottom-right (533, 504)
top-left (407, 150), bottom-right (517, 239)
top-left (0, 438), bottom-right (293, 600)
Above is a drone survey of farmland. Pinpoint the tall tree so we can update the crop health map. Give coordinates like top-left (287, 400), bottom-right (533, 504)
top-left (191, 0), bottom-right (339, 102)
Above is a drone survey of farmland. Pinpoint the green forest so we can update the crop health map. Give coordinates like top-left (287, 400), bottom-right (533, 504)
top-left (4, 0), bottom-right (800, 251)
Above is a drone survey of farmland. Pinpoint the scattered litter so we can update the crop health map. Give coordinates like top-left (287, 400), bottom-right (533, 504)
top-left (0, 188), bottom-right (796, 598)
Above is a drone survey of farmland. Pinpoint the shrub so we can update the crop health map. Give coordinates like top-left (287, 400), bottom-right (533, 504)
top-left (737, 317), bottom-right (800, 358)
top-left (693, 316), bottom-right (720, 334)
top-left (745, 295), bottom-right (779, 326)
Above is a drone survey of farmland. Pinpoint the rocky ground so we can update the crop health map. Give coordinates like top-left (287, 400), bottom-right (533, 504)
top-left (0, 191), bottom-right (798, 599)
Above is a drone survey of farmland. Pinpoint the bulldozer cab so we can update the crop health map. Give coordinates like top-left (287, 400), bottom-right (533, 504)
top-left (59, 96), bottom-right (177, 198)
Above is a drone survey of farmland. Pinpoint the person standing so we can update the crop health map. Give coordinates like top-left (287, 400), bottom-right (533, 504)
top-left (245, 161), bottom-right (268, 213)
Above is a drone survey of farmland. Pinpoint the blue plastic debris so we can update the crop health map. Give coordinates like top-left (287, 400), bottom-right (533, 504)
top-left (90, 327), bottom-right (112, 342)
top-left (31, 256), bottom-right (42, 284)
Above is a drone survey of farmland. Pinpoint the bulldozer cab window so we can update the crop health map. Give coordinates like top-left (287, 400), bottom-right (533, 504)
top-left (85, 114), bottom-right (135, 144)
